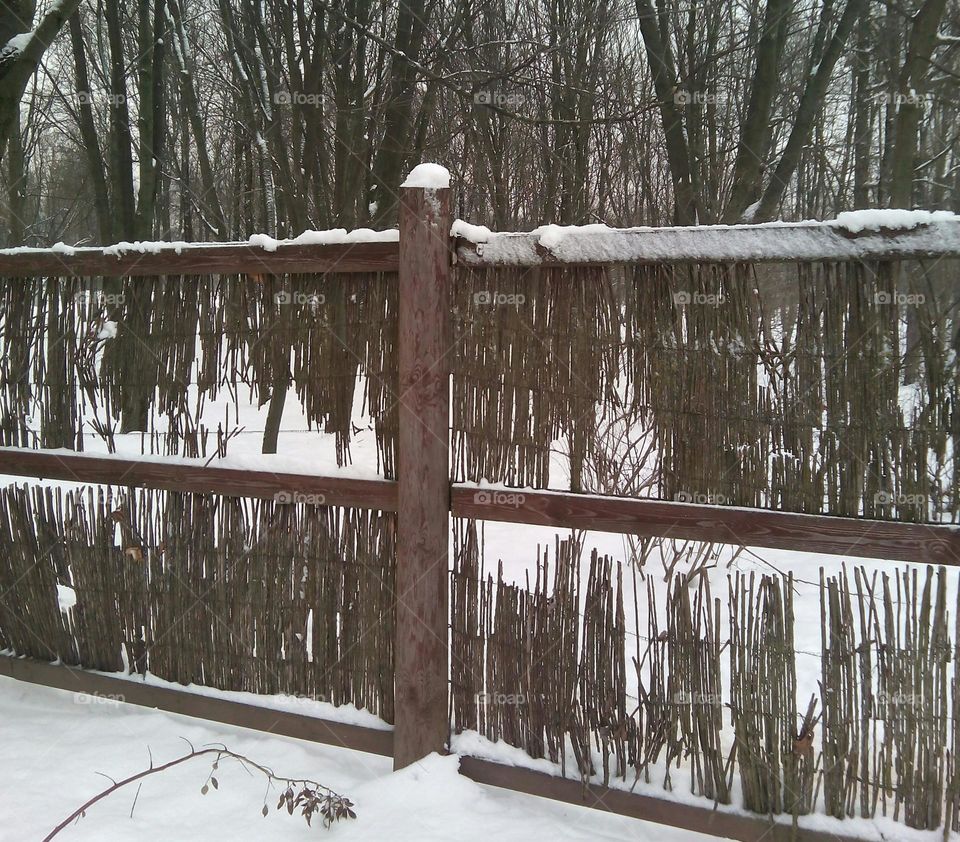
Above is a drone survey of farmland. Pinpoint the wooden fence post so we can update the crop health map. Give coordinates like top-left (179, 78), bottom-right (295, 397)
top-left (394, 166), bottom-right (452, 770)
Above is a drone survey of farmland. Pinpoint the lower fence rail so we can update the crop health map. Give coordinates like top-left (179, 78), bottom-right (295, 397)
top-left (0, 654), bottom-right (394, 757)
top-left (0, 655), bottom-right (866, 842)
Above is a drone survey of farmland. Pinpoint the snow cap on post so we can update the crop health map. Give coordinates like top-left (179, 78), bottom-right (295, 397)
top-left (401, 163), bottom-right (450, 189)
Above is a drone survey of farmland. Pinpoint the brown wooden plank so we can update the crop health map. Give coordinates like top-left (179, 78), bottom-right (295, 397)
top-left (0, 240), bottom-right (399, 277)
top-left (0, 448), bottom-right (397, 511)
top-left (451, 485), bottom-right (960, 566)
top-left (455, 218), bottom-right (960, 266)
top-left (0, 655), bottom-right (393, 757)
top-left (3, 448), bottom-right (955, 565)
top-left (393, 179), bottom-right (452, 770)
top-left (458, 756), bottom-right (865, 842)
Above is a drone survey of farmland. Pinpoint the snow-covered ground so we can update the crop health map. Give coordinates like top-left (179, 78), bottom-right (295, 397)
top-left (0, 675), bottom-right (710, 841)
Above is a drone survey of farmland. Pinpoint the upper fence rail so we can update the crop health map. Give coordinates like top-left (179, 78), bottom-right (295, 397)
top-left (454, 215), bottom-right (960, 266)
top-left (0, 233), bottom-right (399, 276)
top-left (2, 214), bottom-right (959, 276)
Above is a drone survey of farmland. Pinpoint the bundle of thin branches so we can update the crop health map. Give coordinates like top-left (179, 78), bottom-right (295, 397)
top-left (452, 264), bottom-right (618, 490)
top-left (729, 571), bottom-right (817, 817)
top-left (665, 573), bottom-right (729, 804)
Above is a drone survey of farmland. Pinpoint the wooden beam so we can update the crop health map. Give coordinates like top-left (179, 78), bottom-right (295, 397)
top-left (451, 485), bottom-right (960, 566)
top-left (0, 655), bottom-right (393, 757)
top-left (393, 177), bottom-right (452, 770)
top-left (2, 449), bottom-right (955, 565)
top-left (454, 218), bottom-right (960, 266)
top-left (0, 240), bottom-right (399, 277)
top-left (0, 448), bottom-right (397, 511)
top-left (458, 757), bottom-right (865, 842)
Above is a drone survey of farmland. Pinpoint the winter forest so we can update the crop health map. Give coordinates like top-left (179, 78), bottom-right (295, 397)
top-left (0, 0), bottom-right (959, 245)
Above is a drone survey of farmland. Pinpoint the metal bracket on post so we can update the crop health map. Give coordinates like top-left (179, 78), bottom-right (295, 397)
top-left (393, 165), bottom-right (452, 770)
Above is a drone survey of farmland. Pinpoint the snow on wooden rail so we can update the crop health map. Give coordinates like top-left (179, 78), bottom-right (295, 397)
top-left (4, 210), bottom-right (958, 276)
top-left (0, 229), bottom-right (400, 276)
top-left (453, 211), bottom-right (960, 266)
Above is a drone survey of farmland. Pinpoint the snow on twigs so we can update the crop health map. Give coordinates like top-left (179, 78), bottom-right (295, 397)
top-left (455, 212), bottom-right (960, 265)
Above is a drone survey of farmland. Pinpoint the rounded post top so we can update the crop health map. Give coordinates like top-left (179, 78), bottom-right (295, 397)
top-left (401, 163), bottom-right (450, 189)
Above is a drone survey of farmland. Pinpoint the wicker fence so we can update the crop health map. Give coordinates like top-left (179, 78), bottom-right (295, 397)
top-left (1, 178), bottom-right (960, 841)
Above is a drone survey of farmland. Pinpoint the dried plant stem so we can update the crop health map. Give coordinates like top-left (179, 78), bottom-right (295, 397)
top-left (44, 744), bottom-right (354, 841)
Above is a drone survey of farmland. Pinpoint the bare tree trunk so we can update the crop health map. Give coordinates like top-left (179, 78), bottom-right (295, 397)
top-left (69, 11), bottom-right (112, 243)
top-left (723, 0), bottom-right (793, 222)
top-left (104, 0), bottom-right (136, 240)
top-left (4, 108), bottom-right (25, 244)
top-left (133, 0), bottom-right (167, 240)
top-left (167, 0), bottom-right (227, 237)
top-left (753, 0), bottom-right (869, 221)
top-left (332, 2), bottom-right (370, 229)
top-left (370, 0), bottom-right (428, 225)
top-left (635, 0), bottom-right (698, 224)
top-left (887, 0), bottom-right (948, 208)
top-left (0, 0), bottom-right (82, 164)
top-left (851, 4), bottom-right (872, 208)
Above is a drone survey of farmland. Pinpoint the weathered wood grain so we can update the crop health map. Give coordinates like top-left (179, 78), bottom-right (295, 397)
top-left (451, 485), bottom-right (960, 566)
top-left (458, 757), bottom-right (867, 842)
top-left (393, 183), bottom-right (452, 770)
top-left (0, 655), bottom-right (394, 757)
top-left (0, 240), bottom-right (399, 277)
top-left (0, 448), bottom-right (397, 511)
top-left (455, 218), bottom-right (960, 266)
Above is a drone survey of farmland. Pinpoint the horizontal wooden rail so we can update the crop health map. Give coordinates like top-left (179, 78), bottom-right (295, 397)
top-left (451, 485), bottom-right (960, 566)
top-left (8, 217), bottom-right (960, 278)
top-left (455, 217), bottom-right (960, 266)
top-left (0, 449), bottom-right (397, 512)
top-left (0, 239), bottom-right (399, 277)
top-left (1, 449), bottom-right (957, 563)
top-left (0, 656), bottom-right (394, 757)
top-left (0, 656), bottom-right (863, 842)
top-left (458, 758), bottom-right (863, 842)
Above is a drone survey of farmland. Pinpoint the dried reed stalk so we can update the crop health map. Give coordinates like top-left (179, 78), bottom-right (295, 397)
top-left (0, 485), bottom-right (397, 721)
